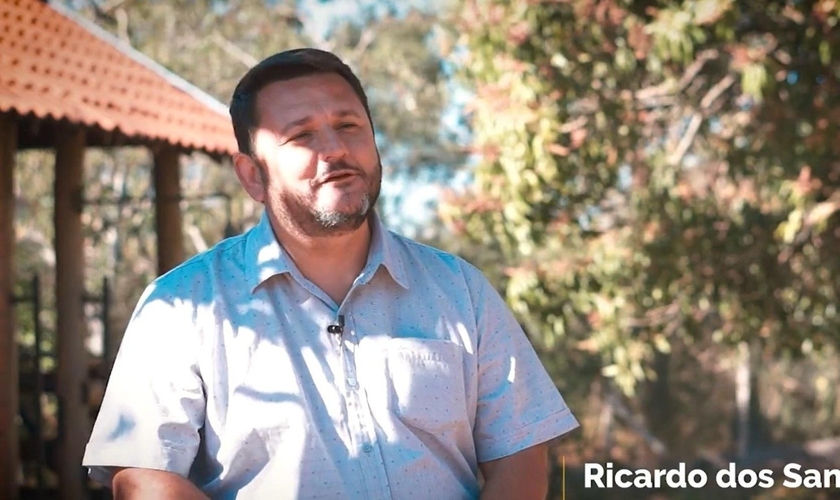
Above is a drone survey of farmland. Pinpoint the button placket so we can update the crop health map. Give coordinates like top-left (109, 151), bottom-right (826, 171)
top-left (341, 314), bottom-right (393, 499)
top-left (341, 322), bottom-right (359, 391)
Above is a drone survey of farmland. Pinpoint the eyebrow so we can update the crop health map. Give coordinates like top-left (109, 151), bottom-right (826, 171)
top-left (279, 109), bottom-right (365, 136)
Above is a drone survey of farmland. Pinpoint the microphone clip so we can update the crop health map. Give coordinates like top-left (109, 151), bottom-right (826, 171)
top-left (327, 314), bottom-right (345, 335)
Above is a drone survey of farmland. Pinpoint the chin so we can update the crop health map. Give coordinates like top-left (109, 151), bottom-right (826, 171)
top-left (322, 206), bottom-right (368, 220)
top-left (319, 197), bottom-right (369, 216)
top-left (313, 203), bottom-right (370, 229)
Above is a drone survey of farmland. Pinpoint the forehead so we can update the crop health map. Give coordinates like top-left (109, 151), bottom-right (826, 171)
top-left (254, 72), bottom-right (366, 129)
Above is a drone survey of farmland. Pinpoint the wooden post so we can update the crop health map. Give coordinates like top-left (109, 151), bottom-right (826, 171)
top-left (153, 145), bottom-right (184, 275)
top-left (54, 127), bottom-right (88, 500)
top-left (0, 114), bottom-right (19, 500)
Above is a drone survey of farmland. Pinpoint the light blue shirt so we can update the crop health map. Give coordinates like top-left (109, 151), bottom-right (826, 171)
top-left (83, 210), bottom-right (579, 499)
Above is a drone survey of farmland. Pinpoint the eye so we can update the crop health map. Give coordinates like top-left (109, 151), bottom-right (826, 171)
top-left (337, 122), bottom-right (358, 130)
top-left (287, 131), bottom-right (313, 143)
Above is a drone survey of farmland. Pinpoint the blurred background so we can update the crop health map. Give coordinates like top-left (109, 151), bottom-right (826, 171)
top-left (3, 0), bottom-right (840, 499)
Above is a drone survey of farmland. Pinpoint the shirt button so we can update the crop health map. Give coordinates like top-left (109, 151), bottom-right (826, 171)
top-left (348, 377), bottom-right (358, 388)
top-left (362, 444), bottom-right (373, 453)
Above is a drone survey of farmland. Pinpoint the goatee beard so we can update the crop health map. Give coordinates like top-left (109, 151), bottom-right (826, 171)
top-left (313, 193), bottom-right (372, 231)
top-left (278, 168), bottom-right (380, 238)
top-left (256, 155), bottom-right (381, 238)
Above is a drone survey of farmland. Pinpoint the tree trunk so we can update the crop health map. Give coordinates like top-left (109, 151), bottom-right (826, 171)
top-left (736, 341), bottom-right (750, 458)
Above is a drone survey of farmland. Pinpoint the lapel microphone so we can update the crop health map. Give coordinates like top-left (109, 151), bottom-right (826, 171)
top-left (327, 314), bottom-right (345, 335)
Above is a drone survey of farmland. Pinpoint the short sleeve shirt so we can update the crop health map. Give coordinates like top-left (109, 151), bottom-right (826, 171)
top-left (82, 210), bottom-right (579, 500)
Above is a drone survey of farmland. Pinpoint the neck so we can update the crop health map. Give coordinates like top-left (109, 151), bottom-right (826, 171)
top-left (267, 211), bottom-right (373, 305)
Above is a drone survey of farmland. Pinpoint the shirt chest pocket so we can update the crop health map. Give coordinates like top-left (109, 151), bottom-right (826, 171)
top-left (382, 338), bottom-right (468, 432)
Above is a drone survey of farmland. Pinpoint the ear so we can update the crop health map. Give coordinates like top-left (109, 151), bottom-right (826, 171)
top-left (233, 153), bottom-right (266, 204)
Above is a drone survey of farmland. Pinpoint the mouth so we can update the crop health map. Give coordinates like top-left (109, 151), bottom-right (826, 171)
top-left (319, 170), bottom-right (359, 184)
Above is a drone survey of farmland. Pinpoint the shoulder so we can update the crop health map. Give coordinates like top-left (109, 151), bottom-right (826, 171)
top-left (120, 233), bottom-right (251, 352)
top-left (384, 230), bottom-right (492, 290)
top-left (136, 231), bottom-right (249, 309)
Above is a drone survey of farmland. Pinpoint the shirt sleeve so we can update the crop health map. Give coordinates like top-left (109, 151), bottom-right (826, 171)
top-left (465, 264), bottom-right (580, 463)
top-left (82, 279), bottom-right (206, 487)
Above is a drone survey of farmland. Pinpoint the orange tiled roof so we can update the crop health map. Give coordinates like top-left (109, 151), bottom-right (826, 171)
top-left (0, 0), bottom-right (238, 156)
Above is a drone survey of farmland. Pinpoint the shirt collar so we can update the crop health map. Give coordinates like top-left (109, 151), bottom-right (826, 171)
top-left (363, 210), bottom-right (410, 290)
top-left (246, 209), bottom-right (410, 293)
top-left (246, 210), bottom-right (292, 293)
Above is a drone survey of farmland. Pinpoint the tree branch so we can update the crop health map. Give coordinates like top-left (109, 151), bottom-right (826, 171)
top-left (210, 32), bottom-right (259, 68)
top-left (99, 0), bottom-right (134, 15)
top-left (635, 49), bottom-right (719, 102)
top-left (668, 113), bottom-right (704, 166)
top-left (185, 223), bottom-right (208, 254)
top-left (348, 28), bottom-right (376, 65)
top-left (608, 390), bottom-right (668, 457)
top-left (668, 73), bottom-right (736, 166)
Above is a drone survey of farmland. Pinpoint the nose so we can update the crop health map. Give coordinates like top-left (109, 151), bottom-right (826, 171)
top-left (316, 127), bottom-right (349, 163)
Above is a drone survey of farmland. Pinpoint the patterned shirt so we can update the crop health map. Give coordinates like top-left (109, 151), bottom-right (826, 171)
top-left (82, 210), bottom-right (579, 499)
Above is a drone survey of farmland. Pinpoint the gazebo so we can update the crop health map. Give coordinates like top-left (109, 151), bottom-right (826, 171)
top-left (0, 0), bottom-right (238, 498)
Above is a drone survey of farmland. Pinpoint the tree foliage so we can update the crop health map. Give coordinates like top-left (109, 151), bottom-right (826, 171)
top-left (443, 0), bottom-right (840, 403)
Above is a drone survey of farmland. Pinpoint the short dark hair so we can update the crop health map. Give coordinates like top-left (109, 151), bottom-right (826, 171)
top-left (229, 47), bottom-right (373, 156)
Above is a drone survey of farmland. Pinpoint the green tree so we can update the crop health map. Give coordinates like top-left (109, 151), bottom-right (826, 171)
top-left (443, 0), bottom-right (840, 461)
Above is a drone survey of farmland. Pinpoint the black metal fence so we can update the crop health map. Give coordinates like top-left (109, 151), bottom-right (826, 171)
top-left (15, 275), bottom-right (113, 500)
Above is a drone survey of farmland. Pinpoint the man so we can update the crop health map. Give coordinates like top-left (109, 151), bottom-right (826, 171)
top-left (83, 48), bottom-right (579, 500)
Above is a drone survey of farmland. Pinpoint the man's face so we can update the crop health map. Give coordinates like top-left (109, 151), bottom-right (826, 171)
top-left (246, 72), bottom-right (381, 237)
